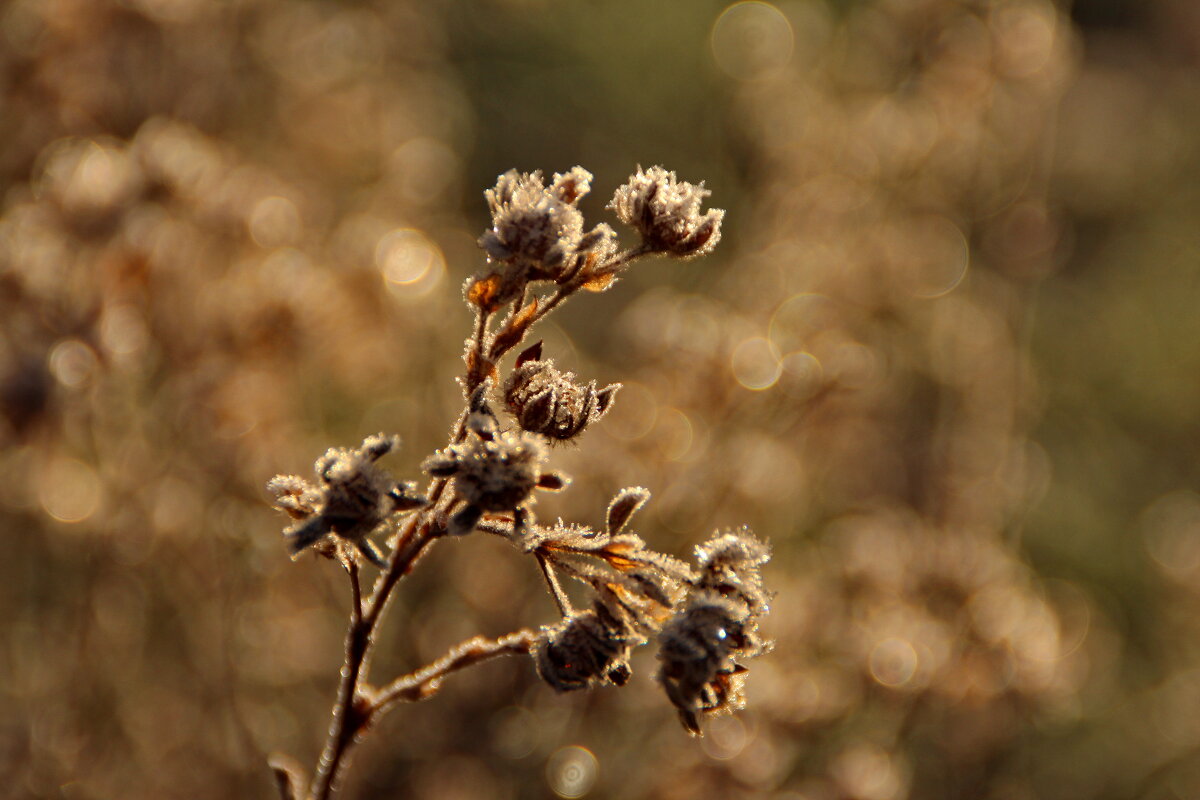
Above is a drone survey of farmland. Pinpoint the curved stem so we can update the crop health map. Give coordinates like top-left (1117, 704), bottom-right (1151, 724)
top-left (372, 629), bottom-right (537, 713)
top-left (537, 554), bottom-right (575, 617)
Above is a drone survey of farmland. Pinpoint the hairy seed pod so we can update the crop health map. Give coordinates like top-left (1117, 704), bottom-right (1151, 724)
top-left (504, 345), bottom-right (619, 441)
top-left (657, 593), bottom-right (759, 735)
top-left (534, 603), bottom-right (640, 692)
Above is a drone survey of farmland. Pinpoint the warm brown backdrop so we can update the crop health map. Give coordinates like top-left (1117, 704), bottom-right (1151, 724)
top-left (3, 1), bottom-right (1200, 798)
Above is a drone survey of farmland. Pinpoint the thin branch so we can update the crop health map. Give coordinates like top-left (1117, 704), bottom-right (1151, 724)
top-left (372, 629), bottom-right (537, 713)
top-left (347, 559), bottom-right (363, 627)
top-left (307, 300), bottom-right (501, 799)
top-left (308, 586), bottom-right (372, 800)
top-left (537, 554), bottom-right (575, 616)
top-left (365, 515), bottom-right (437, 626)
top-left (484, 245), bottom-right (654, 366)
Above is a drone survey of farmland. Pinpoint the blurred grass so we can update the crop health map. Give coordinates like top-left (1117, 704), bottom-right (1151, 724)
top-left (3, 0), bottom-right (1200, 798)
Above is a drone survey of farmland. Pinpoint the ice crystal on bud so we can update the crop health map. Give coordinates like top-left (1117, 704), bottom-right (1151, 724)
top-left (504, 342), bottom-right (619, 441)
top-left (267, 434), bottom-right (427, 567)
top-left (476, 168), bottom-right (617, 306)
top-left (422, 408), bottom-right (566, 536)
top-left (609, 166), bottom-right (724, 258)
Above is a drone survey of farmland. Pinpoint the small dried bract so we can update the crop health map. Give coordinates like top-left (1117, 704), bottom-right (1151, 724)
top-left (267, 434), bottom-right (427, 567)
top-left (504, 342), bottom-right (619, 441)
top-left (474, 167), bottom-right (618, 308)
top-left (422, 408), bottom-right (567, 536)
top-left (609, 166), bottom-right (724, 258)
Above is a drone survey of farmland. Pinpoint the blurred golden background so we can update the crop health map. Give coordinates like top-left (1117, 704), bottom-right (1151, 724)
top-left (3, 0), bottom-right (1200, 798)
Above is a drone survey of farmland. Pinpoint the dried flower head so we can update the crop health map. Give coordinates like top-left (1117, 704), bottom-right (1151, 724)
top-left (694, 528), bottom-right (772, 613)
top-left (654, 528), bottom-right (771, 734)
top-left (534, 601), bottom-right (640, 692)
top-left (504, 342), bottom-right (619, 441)
top-left (422, 409), bottom-right (567, 535)
top-left (476, 167), bottom-right (618, 306)
top-left (608, 166), bottom-right (724, 258)
top-left (657, 591), bottom-right (764, 735)
top-left (267, 434), bottom-right (427, 567)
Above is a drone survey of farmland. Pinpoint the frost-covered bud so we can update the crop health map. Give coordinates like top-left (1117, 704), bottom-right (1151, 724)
top-left (267, 434), bottom-right (426, 567)
top-left (504, 343), bottom-right (619, 441)
top-left (534, 603), bottom-right (640, 692)
top-left (421, 412), bottom-right (567, 536)
top-left (693, 528), bottom-right (771, 612)
top-left (657, 592), bottom-right (762, 735)
top-left (609, 166), bottom-right (724, 258)
top-left (476, 168), bottom-right (616, 307)
top-left (479, 169), bottom-right (584, 279)
top-left (428, 424), bottom-right (545, 512)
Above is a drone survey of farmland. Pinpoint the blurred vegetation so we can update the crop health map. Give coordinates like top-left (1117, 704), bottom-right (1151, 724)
top-left (2, 0), bottom-right (1199, 798)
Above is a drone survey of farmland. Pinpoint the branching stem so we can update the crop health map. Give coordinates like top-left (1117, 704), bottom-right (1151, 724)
top-left (296, 224), bottom-right (665, 798)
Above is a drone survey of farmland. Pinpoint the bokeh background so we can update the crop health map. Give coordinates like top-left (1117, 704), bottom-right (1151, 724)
top-left (3, 0), bottom-right (1200, 798)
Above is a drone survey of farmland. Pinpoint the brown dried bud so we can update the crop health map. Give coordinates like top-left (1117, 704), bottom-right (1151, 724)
top-left (267, 434), bottom-right (426, 567)
top-left (474, 168), bottom-right (616, 308)
top-left (504, 345), bottom-right (619, 441)
top-left (421, 411), bottom-right (566, 536)
top-left (657, 592), bottom-right (763, 735)
top-left (534, 602), bottom-right (640, 692)
top-left (693, 528), bottom-right (771, 613)
top-left (609, 166), bottom-right (724, 258)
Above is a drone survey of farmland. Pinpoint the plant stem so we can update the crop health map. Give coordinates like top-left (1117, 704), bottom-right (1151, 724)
top-left (372, 629), bottom-right (537, 713)
top-left (303, 245), bottom-right (652, 797)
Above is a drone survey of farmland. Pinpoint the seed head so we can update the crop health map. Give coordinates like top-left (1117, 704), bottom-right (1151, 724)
top-left (267, 434), bottom-right (426, 567)
top-left (476, 167), bottom-right (618, 306)
top-left (534, 602), bottom-right (640, 692)
top-left (657, 592), bottom-right (763, 735)
top-left (609, 166), bottom-right (724, 258)
top-left (504, 342), bottom-right (619, 441)
top-left (422, 411), bottom-right (567, 535)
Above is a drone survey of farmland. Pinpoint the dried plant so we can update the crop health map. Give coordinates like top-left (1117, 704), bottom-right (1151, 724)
top-left (266, 166), bottom-right (770, 799)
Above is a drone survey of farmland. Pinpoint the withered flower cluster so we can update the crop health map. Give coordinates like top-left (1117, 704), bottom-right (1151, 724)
top-left (483, 491), bottom-right (772, 734)
top-left (267, 165), bottom-right (760, 798)
top-left (475, 167), bottom-right (618, 307)
top-left (422, 392), bottom-right (568, 536)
